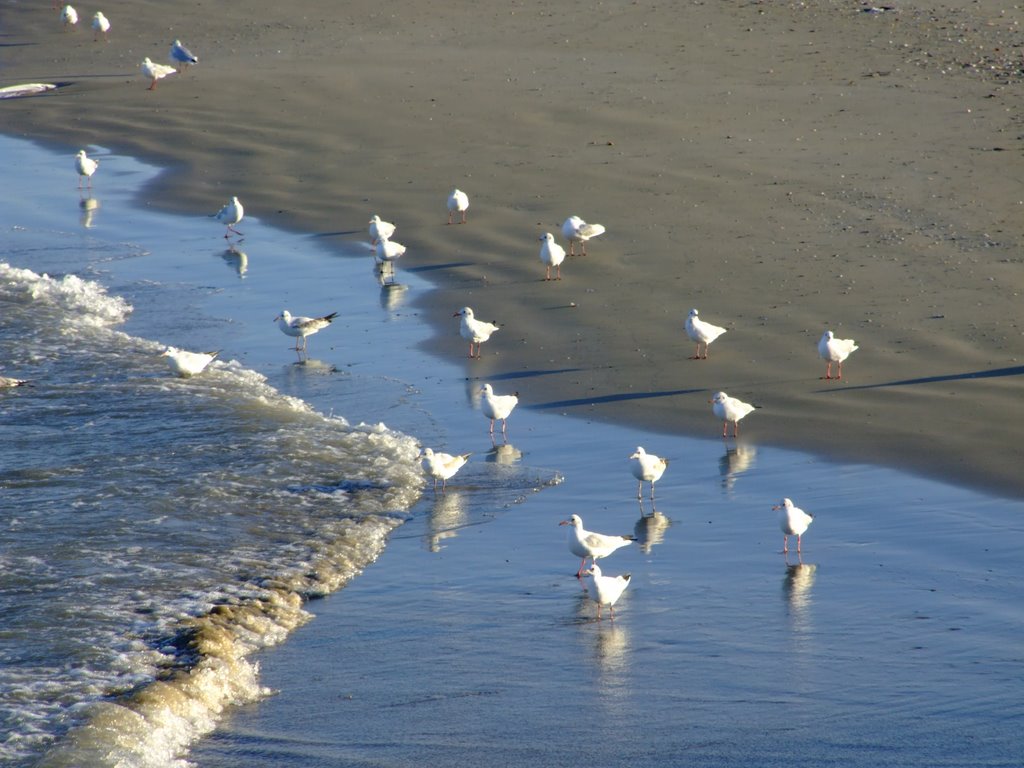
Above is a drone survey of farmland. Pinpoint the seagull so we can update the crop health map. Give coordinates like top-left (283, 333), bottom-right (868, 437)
top-left (710, 391), bottom-right (757, 438)
top-left (480, 383), bottom-right (518, 436)
top-left (0, 376), bottom-right (29, 388)
top-left (818, 330), bottom-right (859, 380)
top-left (629, 446), bottom-right (668, 500)
top-left (213, 196), bottom-right (244, 238)
top-left (368, 214), bottom-right (396, 245)
top-left (773, 497), bottom-right (813, 554)
top-left (539, 232), bottom-right (566, 281)
top-left (446, 187), bottom-right (469, 225)
top-left (685, 308), bottom-right (727, 360)
top-left (91, 11), bottom-right (109, 41)
top-left (275, 309), bottom-right (338, 352)
top-left (141, 57), bottom-right (176, 90)
top-left (419, 447), bottom-right (471, 492)
top-left (60, 4), bottom-right (78, 29)
top-left (559, 513), bottom-right (634, 578)
top-left (75, 149), bottom-right (98, 188)
top-left (161, 347), bottom-right (218, 378)
top-left (374, 236), bottom-right (406, 264)
top-left (583, 563), bottom-right (632, 620)
top-left (454, 307), bottom-right (500, 358)
top-left (561, 215), bottom-right (606, 256)
top-left (170, 39), bottom-right (198, 68)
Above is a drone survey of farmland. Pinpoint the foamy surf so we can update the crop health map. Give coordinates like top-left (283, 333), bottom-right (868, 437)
top-left (1, 262), bottom-right (424, 766)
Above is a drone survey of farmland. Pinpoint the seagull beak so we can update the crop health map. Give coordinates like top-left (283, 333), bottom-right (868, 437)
top-left (558, 520), bottom-right (570, 526)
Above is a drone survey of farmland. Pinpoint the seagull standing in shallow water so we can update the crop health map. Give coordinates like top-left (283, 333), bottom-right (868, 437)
top-left (818, 330), bottom-right (859, 380)
top-left (419, 447), bottom-right (471, 492)
top-left (161, 347), bottom-right (218, 378)
top-left (561, 215), bottom-right (606, 256)
top-left (710, 391), bottom-right (757, 438)
top-left (773, 497), bottom-right (813, 553)
top-left (584, 563), bottom-right (632, 620)
top-left (447, 188), bottom-right (469, 224)
top-left (275, 309), bottom-right (338, 352)
top-left (75, 150), bottom-right (98, 188)
top-left (685, 308), bottom-right (727, 359)
top-left (539, 232), bottom-right (566, 281)
top-left (629, 446), bottom-right (668, 500)
top-left (559, 513), bottom-right (634, 578)
top-left (213, 196), bottom-right (244, 238)
top-left (480, 383), bottom-right (518, 436)
top-left (454, 307), bottom-right (500, 359)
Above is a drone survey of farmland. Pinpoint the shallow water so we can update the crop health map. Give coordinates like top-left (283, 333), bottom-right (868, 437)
top-left (2, 136), bottom-right (1022, 767)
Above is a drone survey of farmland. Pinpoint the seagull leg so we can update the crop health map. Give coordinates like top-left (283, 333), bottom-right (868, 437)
top-left (636, 480), bottom-right (642, 500)
top-left (783, 535), bottom-right (789, 554)
top-left (447, 211), bottom-right (455, 225)
top-left (576, 558), bottom-right (586, 578)
top-left (796, 534), bottom-right (803, 553)
top-left (488, 418), bottom-right (495, 435)
top-left (148, 79), bottom-right (157, 90)
top-left (836, 362), bottom-right (844, 380)
top-left (460, 211), bottom-right (467, 224)
top-left (822, 362), bottom-right (833, 380)
top-left (556, 264), bottom-right (561, 280)
top-left (690, 343), bottom-right (701, 360)
top-left (721, 421), bottom-right (728, 438)
top-left (544, 266), bottom-right (551, 281)
top-left (501, 419), bottom-right (508, 435)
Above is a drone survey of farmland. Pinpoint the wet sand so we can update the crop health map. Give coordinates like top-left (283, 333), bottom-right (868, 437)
top-left (1, 0), bottom-right (1022, 497)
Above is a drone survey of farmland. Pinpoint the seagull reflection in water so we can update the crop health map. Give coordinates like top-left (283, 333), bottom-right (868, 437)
top-left (719, 441), bottom-right (757, 496)
top-left (486, 442), bottom-right (522, 464)
top-left (219, 244), bottom-right (248, 278)
top-left (79, 193), bottom-right (100, 228)
top-left (424, 490), bottom-right (468, 553)
top-left (634, 500), bottom-right (671, 554)
top-left (783, 559), bottom-right (817, 637)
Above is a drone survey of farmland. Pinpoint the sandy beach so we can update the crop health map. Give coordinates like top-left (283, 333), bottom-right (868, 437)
top-left (2, 0), bottom-right (1022, 497)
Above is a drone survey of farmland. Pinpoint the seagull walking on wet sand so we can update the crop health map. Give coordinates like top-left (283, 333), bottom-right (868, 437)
top-left (561, 215), bottom-right (606, 256)
top-left (710, 391), bottom-right (757, 438)
top-left (685, 308), bottom-right (727, 360)
top-left (539, 232), bottom-right (566, 281)
top-left (455, 307), bottom-right (500, 359)
top-left (368, 214), bottom-right (396, 245)
top-left (161, 347), bottom-right (218, 378)
top-left (447, 188), bottom-right (469, 224)
top-left (91, 11), bottom-right (109, 41)
top-left (480, 383), bottom-right (518, 436)
top-left (170, 39), bottom-right (198, 68)
top-left (275, 309), bottom-right (338, 352)
top-left (60, 4), bottom-right (78, 29)
top-left (818, 330), bottom-right (859, 380)
top-left (213, 196), bottom-right (244, 238)
top-left (560, 513), bottom-right (634, 578)
top-left (75, 149), bottom-right (98, 188)
top-left (419, 447), bottom-right (471, 492)
top-left (773, 497), bottom-right (813, 554)
top-left (141, 57), bottom-right (176, 90)
top-left (584, 563), bottom-right (631, 620)
top-left (629, 446), bottom-right (668, 500)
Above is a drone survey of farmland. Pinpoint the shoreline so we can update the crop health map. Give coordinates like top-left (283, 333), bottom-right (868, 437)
top-left (2, 0), bottom-right (1022, 498)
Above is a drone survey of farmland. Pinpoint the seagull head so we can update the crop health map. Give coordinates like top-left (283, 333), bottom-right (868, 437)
top-left (559, 514), bottom-right (583, 528)
top-left (772, 498), bottom-right (794, 511)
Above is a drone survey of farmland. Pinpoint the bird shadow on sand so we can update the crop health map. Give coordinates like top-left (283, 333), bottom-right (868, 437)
top-left (310, 229), bottom-right (363, 238)
top-left (529, 387), bottom-right (702, 410)
top-left (815, 364), bottom-right (1024, 393)
top-left (470, 367), bottom-right (586, 383)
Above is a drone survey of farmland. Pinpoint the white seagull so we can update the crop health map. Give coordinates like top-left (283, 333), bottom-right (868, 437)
top-left (0, 376), bottom-right (29, 388)
top-left (75, 149), bottom-right (98, 188)
top-left (710, 391), bottom-right (757, 438)
top-left (141, 57), bottom-right (176, 90)
top-left (773, 497), bottom-right (814, 554)
top-left (480, 383), bottom-right (518, 436)
top-left (584, 563), bottom-right (632, 620)
top-left (818, 330), bottom-right (859, 380)
top-left (91, 11), bottom-right (109, 41)
top-left (368, 214), bottom-right (396, 245)
top-left (561, 215), bottom-right (606, 256)
top-left (60, 5), bottom-right (78, 29)
top-left (214, 196), bottom-right (244, 238)
top-left (559, 513), bottom-right (634, 578)
top-left (685, 308), bottom-right (728, 360)
top-left (161, 347), bottom-right (218, 378)
top-left (419, 447), bottom-right (471, 492)
top-left (275, 309), bottom-right (338, 352)
top-left (539, 232), bottom-right (566, 281)
top-left (454, 307), bottom-right (500, 359)
top-left (447, 187), bottom-right (469, 225)
top-left (170, 39), bottom-right (198, 68)
top-left (374, 236), bottom-right (406, 264)
top-left (629, 446), bottom-right (668, 500)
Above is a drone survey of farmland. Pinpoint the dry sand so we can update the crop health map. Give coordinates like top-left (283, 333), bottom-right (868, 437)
top-left (2, 0), bottom-right (1022, 496)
